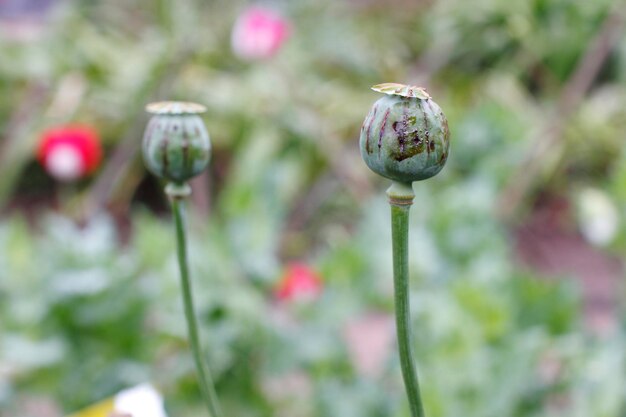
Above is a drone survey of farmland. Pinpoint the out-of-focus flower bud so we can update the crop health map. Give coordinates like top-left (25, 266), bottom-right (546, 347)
top-left (360, 83), bottom-right (450, 183)
top-left (275, 263), bottom-right (322, 302)
top-left (37, 125), bottom-right (102, 181)
top-left (231, 6), bottom-right (291, 60)
top-left (142, 101), bottom-right (211, 184)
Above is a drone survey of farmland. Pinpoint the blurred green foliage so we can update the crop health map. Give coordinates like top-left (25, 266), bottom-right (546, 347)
top-left (1, 0), bottom-right (626, 416)
top-left (0, 206), bottom-right (624, 417)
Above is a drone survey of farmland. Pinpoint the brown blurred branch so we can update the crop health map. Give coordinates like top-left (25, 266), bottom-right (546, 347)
top-left (82, 49), bottom-right (191, 218)
top-left (0, 82), bottom-right (50, 206)
top-left (497, 8), bottom-right (626, 222)
top-left (83, 117), bottom-right (146, 216)
top-left (189, 171), bottom-right (211, 219)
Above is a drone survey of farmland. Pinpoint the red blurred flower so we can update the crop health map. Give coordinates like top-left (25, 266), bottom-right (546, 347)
top-left (275, 263), bottom-right (323, 302)
top-left (231, 6), bottom-right (291, 60)
top-left (37, 125), bottom-right (102, 181)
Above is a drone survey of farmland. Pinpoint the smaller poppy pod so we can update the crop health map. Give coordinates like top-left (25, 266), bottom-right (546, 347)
top-left (142, 101), bottom-right (211, 184)
top-left (360, 83), bottom-right (450, 183)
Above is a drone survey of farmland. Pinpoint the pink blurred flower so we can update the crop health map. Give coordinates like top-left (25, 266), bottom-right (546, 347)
top-left (275, 263), bottom-right (322, 302)
top-left (37, 125), bottom-right (102, 181)
top-left (231, 6), bottom-right (291, 60)
top-left (343, 313), bottom-right (394, 378)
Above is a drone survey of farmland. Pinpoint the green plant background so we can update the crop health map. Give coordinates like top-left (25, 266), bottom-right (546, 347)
top-left (1, 0), bottom-right (626, 416)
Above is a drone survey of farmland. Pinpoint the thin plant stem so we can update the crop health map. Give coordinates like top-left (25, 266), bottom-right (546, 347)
top-left (171, 194), bottom-right (223, 417)
top-left (388, 181), bottom-right (425, 417)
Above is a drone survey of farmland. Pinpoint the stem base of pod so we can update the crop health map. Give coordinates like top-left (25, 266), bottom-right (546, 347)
top-left (166, 182), bottom-right (192, 199)
top-left (387, 181), bottom-right (415, 205)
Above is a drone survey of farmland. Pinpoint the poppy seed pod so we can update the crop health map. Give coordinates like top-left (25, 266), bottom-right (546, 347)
top-left (142, 101), bottom-right (211, 184)
top-left (360, 83), bottom-right (450, 183)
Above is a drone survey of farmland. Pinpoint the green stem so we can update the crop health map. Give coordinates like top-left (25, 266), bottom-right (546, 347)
top-left (387, 181), bottom-right (425, 417)
top-left (170, 191), bottom-right (223, 417)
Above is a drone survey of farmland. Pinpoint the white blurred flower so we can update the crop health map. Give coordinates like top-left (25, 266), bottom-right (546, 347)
top-left (45, 143), bottom-right (85, 181)
top-left (113, 384), bottom-right (167, 417)
top-left (576, 188), bottom-right (619, 246)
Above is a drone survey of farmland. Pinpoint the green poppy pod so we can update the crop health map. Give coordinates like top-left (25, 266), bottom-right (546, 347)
top-left (142, 101), bottom-right (211, 184)
top-left (360, 83), bottom-right (450, 183)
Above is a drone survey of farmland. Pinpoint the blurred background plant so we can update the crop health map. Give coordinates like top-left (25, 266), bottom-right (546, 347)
top-left (1, 0), bottom-right (626, 416)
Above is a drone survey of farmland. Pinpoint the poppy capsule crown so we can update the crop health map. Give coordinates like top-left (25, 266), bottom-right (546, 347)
top-left (37, 125), bottom-right (102, 181)
top-left (360, 83), bottom-right (450, 183)
top-left (142, 101), bottom-right (211, 184)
